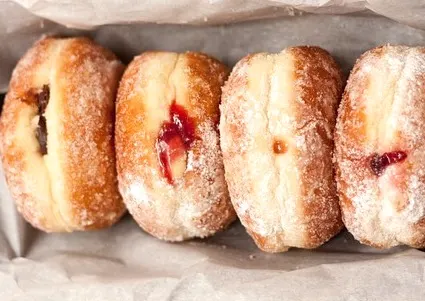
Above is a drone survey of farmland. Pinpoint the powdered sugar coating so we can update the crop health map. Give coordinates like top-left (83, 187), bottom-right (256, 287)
top-left (0, 37), bottom-right (126, 232)
top-left (116, 51), bottom-right (235, 241)
top-left (335, 45), bottom-right (425, 248)
top-left (220, 46), bottom-right (343, 252)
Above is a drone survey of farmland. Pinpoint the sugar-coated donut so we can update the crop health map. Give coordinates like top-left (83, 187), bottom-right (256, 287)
top-left (0, 37), bottom-right (126, 232)
top-left (116, 51), bottom-right (236, 241)
top-left (220, 46), bottom-right (344, 252)
top-left (335, 45), bottom-right (425, 248)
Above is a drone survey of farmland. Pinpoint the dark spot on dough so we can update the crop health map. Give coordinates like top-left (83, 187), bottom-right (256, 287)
top-left (273, 139), bottom-right (287, 155)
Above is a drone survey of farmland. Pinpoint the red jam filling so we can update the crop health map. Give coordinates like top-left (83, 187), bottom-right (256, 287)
top-left (370, 151), bottom-right (407, 176)
top-left (156, 101), bottom-right (196, 184)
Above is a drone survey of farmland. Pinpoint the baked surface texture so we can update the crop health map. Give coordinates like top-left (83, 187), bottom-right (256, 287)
top-left (335, 45), bottom-right (425, 248)
top-left (0, 37), bottom-right (126, 232)
top-left (116, 51), bottom-right (236, 241)
top-left (220, 46), bottom-right (344, 252)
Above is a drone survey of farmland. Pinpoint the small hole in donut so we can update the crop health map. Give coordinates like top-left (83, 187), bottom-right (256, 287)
top-left (273, 139), bottom-right (287, 155)
top-left (370, 151), bottom-right (407, 176)
top-left (36, 85), bottom-right (50, 155)
top-left (156, 101), bottom-right (197, 184)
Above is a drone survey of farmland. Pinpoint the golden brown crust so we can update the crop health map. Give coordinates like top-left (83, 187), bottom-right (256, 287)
top-left (0, 37), bottom-right (126, 232)
top-left (220, 46), bottom-right (343, 252)
top-left (56, 38), bottom-right (126, 230)
top-left (335, 45), bottom-right (425, 248)
top-left (116, 51), bottom-right (235, 241)
top-left (291, 46), bottom-right (344, 248)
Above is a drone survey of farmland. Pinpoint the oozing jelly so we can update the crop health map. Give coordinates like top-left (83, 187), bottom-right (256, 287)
top-left (156, 101), bottom-right (196, 184)
top-left (370, 151), bottom-right (407, 176)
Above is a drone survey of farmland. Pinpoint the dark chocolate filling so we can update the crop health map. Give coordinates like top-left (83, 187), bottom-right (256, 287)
top-left (36, 85), bottom-right (49, 155)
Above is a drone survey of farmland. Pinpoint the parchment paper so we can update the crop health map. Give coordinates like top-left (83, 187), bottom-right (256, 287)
top-left (2, 1), bottom-right (425, 300)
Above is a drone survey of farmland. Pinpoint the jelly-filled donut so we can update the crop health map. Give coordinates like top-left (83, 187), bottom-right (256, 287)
top-left (0, 37), bottom-right (126, 232)
top-left (335, 45), bottom-right (425, 248)
top-left (116, 51), bottom-right (236, 241)
top-left (220, 46), bottom-right (344, 252)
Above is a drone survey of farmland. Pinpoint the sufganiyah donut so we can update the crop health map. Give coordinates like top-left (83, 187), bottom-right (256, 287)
top-left (116, 51), bottom-right (236, 241)
top-left (0, 37), bottom-right (126, 232)
top-left (335, 45), bottom-right (425, 248)
top-left (220, 46), bottom-right (344, 252)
